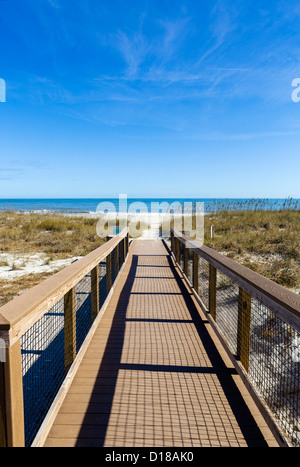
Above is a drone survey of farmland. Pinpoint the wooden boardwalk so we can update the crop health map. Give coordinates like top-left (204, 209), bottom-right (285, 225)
top-left (44, 240), bottom-right (278, 447)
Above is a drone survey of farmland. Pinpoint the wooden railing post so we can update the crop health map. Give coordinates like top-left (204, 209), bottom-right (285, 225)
top-left (0, 340), bottom-right (25, 447)
top-left (237, 288), bottom-right (252, 372)
top-left (193, 251), bottom-right (199, 294)
top-left (91, 265), bottom-right (100, 322)
top-left (209, 264), bottom-right (217, 321)
top-left (0, 361), bottom-right (6, 447)
top-left (0, 227), bottom-right (129, 448)
top-left (64, 288), bottom-right (76, 373)
top-left (106, 253), bottom-right (112, 294)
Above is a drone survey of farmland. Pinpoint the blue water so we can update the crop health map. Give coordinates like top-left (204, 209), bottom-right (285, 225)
top-left (0, 198), bottom-right (298, 213)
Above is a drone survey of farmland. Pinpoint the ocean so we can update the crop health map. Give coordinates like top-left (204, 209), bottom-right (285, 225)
top-left (0, 198), bottom-right (298, 214)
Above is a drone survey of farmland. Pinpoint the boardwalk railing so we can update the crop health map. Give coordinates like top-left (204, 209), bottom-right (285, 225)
top-left (170, 227), bottom-right (300, 447)
top-left (0, 228), bottom-right (129, 447)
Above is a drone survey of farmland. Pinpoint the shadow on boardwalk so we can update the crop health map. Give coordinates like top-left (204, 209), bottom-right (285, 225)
top-left (76, 244), bottom-right (268, 447)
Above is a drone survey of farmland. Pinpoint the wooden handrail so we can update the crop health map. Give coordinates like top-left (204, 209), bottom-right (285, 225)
top-left (0, 227), bottom-right (129, 447)
top-left (171, 226), bottom-right (300, 330)
top-left (170, 226), bottom-right (299, 446)
top-left (0, 228), bottom-right (128, 346)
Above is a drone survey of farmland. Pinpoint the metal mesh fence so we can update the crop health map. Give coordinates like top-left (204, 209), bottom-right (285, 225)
top-left (249, 299), bottom-right (300, 446)
top-left (215, 271), bottom-right (239, 354)
top-left (119, 241), bottom-right (124, 270)
top-left (111, 248), bottom-right (117, 285)
top-left (164, 237), bottom-right (171, 250)
top-left (179, 241), bottom-right (184, 273)
top-left (99, 259), bottom-right (107, 308)
top-left (21, 267), bottom-right (102, 446)
top-left (171, 236), bottom-right (300, 446)
top-left (197, 257), bottom-right (209, 309)
top-left (75, 273), bottom-right (92, 353)
top-left (21, 298), bottom-right (65, 447)
top-left (187, 248), bottom-right (193, 284)
top-left (21, 258), bottom-right (108, 446)
top-left (18, 238), bottom-right (126, 447)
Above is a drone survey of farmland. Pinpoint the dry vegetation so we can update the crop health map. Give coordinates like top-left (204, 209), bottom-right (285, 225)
top-left (0, 212), bottom-right (105, 257)
top-left (204, 209), bottom-right (300, 291)
top-left (0, 205), bottom-right (299, 307)
top-left (0, 212), bottom-right (106, 306)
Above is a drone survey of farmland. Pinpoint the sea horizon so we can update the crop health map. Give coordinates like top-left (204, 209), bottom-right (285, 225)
top-left (0, 197), bottom-right (298, 214)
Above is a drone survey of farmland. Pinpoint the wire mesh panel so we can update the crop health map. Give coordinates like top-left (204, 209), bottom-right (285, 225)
top-left (119, 241), bottom-right (124, 270)
top-left (187, 248), bottom-right (193, 284)
top-left (75, 273), bottom-right (92, 353)
top-left (21, 298), bottom-right (65, 447)
top-left (179, 241), bottom-right (185, 272)
top-left (215, 271), bottom-right (239, 354)
top-left (164, 237), bottom-right (171, 250)
top-left (11, 235), bottom-right (129, 447)
top-left (111, 247), bottom-right (117, 285)
top-left (249, 299), bottom-right (300, 446)
top-left (197, 257), bottom-right (209, 309)
top-left (170, 232), bottom-right (300, 446)
top-left (99, 259), bottom-right (107, 308)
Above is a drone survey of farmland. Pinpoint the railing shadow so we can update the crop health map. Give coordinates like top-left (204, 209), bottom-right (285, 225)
top-left (74, 247), bottom-right (268, 447)
top-left (167, 253), bottom-right (268, 447)
top-left (75, 254), bottom-right (138, 446)
top-left (22, 277), bottom-right (95, 446)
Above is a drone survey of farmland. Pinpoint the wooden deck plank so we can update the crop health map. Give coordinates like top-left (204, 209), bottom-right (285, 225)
top-left (44, 239), bottom-right (278, 448)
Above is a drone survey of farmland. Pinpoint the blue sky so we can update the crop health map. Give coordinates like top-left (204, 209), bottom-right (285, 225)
top-left (0, 0), bottom-right (300, 198)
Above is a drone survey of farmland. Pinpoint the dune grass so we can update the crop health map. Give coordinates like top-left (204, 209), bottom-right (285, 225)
top-left (204, 209), bottom-right (300, 290)
top-left (0, 212), bottom-right (106, 306)
top-left (0, 207), bottom-right (299, 307)
top-left (0, 212), bottom-right (105, 257)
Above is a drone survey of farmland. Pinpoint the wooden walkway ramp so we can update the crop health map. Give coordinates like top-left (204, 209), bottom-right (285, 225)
top-left (44, 240), bottom-right (278, 447)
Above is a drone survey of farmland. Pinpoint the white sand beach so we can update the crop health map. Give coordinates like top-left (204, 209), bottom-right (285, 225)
top-left (0, 252), bottom-right (82, 281)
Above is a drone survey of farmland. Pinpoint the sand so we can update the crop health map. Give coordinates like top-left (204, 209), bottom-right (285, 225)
top-left (0, 253), bottom-right (82, 281)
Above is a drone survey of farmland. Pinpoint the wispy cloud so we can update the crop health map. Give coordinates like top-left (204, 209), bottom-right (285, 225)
top-left (182, 130), bottom-right (300, 142)
top-left (9, 74), bottom-right (77, 105)
top-left (195, 1), bottom-right (238, 65)
top-left (47, 0), bottom-right (60, 8)
top-left (155, 18), bottom-right (190, 66)
top-left (116, 30), bottom-right (150, 78)
top-left (0, 168), bottom-right (23, 181)
top-left (112, 14), bottom-right (191, 82)
top-left (0, 161), bottom-right (49, 181)
top-left (6, 1), bottom-right (300, 134)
